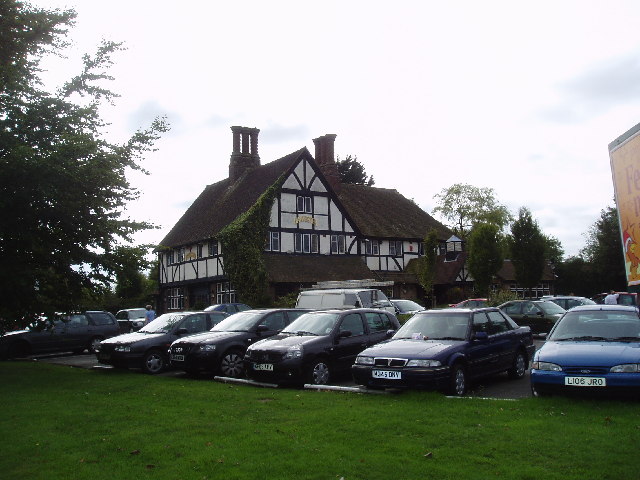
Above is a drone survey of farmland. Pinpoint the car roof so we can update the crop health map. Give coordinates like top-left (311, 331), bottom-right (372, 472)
top-left (565, 304), bottom-right (638, 313)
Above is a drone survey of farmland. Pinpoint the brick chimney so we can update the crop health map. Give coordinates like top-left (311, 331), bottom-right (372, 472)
top-left (229, 126), bottom-right (260, 182)
top-left (313, 133), bottom-right (340, 192)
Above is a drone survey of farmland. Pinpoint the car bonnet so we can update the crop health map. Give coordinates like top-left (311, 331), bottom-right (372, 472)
top-left (537, 341), bottom-right (640, 367)
top-left (362, 338), bottom-right (462, 357)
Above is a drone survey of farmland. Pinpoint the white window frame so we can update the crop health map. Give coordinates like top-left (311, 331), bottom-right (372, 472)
top-left (331, 234), bottom-right (345, 254)
top-left (297, 195), bottom-right (312, 213)
top-left (295, 233), bottom-right (319, 253)
top-left (266, 231), bottom-right (280, 252)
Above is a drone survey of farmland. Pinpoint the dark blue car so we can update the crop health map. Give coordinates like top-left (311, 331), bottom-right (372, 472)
top-left (352, 307), bottom-right (535, 395)
top-left (530, 304), bottom-right (640, 397)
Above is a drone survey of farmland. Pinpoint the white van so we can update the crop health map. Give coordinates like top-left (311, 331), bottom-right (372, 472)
top-left (295, 288), bottom-right (395, 313)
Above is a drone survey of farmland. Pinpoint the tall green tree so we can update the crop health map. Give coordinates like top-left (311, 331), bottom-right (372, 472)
top-left (542, 234), bottom-right (564, 265)
top-left (581, 205), bottom-right (627, 292)
top-left (432, 183), bottom-right (512, 238)
top-left (418, 229), bottom-right (439, 307)
top-left (336, 155), bottom-right (375, 186)
top-left (0, 1), bottom-right (168, 326)
top-left (467, 223), bottom-right (504, 297)
top-left (509, 207), bottom-right (546, 296)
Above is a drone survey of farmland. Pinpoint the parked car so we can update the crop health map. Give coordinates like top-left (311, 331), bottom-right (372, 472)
top-left (295, 288), bottom-right (395, 313)
top-left (530, 304), bottom-right (640, 397)
top-left (352, 307), bottom-right (535, 395)
top-left (390, 299), bottom-right (424, 315)
top-left (448, 298), bottom-right (488, 308)
top-left (95, 311), bottom-right (227, 374)
top-left (169, 309), bottom-right (308, 377)
top-left (592, 292), bottom-right (638, 306)
top-left (499, 300), bottom-right (565, 334)
top-left (204, 303), bottom-right (252, 314)
top-left (0, 311), bottom-right (119, 359)
top-left (244, 308), bottom-right (400, 385)
top-left (544, 296), bottom-right (596, 310)
top-left (115, 308), bottom-right (147, 333)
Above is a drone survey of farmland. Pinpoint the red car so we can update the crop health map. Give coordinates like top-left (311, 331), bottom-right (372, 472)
top-left (449, 298), bottom-right (488, 308)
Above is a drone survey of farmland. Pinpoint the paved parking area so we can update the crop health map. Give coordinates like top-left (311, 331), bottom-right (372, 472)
top-left (28, 343), bottom-right (543, 399)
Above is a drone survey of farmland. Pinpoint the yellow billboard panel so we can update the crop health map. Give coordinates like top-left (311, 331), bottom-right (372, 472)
top-left (609, 122), bottom-right (640, 286)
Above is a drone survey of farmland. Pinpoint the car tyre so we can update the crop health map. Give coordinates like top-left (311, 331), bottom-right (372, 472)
top-left (219, 350), bottom-right (244, 378)
top-left (142, 350), bottom-right (166, 374)
top-left (448, 363), bottom-right (467, 396)
top-left (508, 351), bottom-right (527, 379)
top-left (307, 360), bottom-right (331, 385)
top-left (87, 336), bottom-right (104, 354)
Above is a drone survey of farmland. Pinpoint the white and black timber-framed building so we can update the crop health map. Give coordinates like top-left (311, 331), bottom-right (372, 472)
top-left (157, 126), bottom-right (460, 312)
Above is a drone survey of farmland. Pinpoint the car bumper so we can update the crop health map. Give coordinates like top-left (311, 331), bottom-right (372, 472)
top-left (244, 358), bottom-right (305, 385)
top-left (530, 369), bottom-right (640, 396)
top-left (351, 364), bottom-right (451, 390)
top-left (96, 351), bottom-right (143, 368)
top-left (170, 351), bottom-right (219, 372)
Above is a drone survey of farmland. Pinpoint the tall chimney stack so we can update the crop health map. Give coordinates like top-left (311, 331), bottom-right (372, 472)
top-left (313, 134), bottom-right (340, 192)
top-left (229, 126), bottom-right (260, 182)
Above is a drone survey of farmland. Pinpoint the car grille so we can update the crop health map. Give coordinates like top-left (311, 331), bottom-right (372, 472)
top-left (171, 343), bottom-right (195, 355)
top-left (563, 366), bottom-right (610, 375)
top-left (247, 351), bottom-right (282, 363)
top-left (373, 358), bottom-right (408, 367)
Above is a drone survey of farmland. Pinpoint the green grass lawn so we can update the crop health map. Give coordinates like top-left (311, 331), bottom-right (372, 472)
top-left (1, 361), bottom-right (639, 480)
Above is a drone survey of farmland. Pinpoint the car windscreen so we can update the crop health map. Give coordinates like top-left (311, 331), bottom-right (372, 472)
top-left (537, 302), bottom-right (566, 315)
top-left (393, 300), bottom-right (423, 312)
top-left (282, 312), bottom-right (340, 336)
top-left (548, 310), bottom-right (640, 341)
top-left (211, 312), bottom-right (264, 332)
top-left (138, 313), bottom-right (186, 334)
top-left (393, 312), bottom-right (469, 340)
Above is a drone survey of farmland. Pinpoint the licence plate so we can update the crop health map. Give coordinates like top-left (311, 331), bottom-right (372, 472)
top-left (372, 370), bottom-right (401, 379)
top-left (253, 363), bottom-right (273, 371)
top-left (565, 376), bottom-right (606, 387)
top-left (171, 354), bottom-right (185, 362)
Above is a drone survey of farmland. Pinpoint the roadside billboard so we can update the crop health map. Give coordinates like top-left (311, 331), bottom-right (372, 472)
top-left (609, 122), bottom-right (640, 286)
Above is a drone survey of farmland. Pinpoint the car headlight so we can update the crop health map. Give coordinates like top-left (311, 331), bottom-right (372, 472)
top-left (199, 344), bottom-right (216, 352)
top-left (406, 359), bottom-right (442, 367)
top-left (114, 345), bottom-right (131, 352)
top-left (355, 355), bottom-right (374, 365)
top-left (284, 345), bottom-right (303, 359)
top-left (532, 361), bottom-right (562, 371)
top-left (610, 363), bottom-right (640, 373)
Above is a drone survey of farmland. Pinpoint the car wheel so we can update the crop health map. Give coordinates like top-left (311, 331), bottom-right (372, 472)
top-left (508, 351), bottom-right (527, 379)
top-left (142, 350), bottom-right (166, 374)
top-left (448, 363), bottom-right (467, 396)
top-left (219, 350), bottom-right (244, 378)
top-left (307, 360), bottom-right (331, 385)
top-left (87, 336), bottom-right (104, 354)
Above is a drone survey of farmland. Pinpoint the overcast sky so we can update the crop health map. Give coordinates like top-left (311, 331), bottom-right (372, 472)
top-left (34, 0), bottom-right (640, 257)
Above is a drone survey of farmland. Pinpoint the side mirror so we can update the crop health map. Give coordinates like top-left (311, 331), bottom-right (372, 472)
top-left (176, 328), bottom-right (189, 336)
top-left (474, 331), bottom-right (488, 341)
top-left (256, 324), bottom-right (269, 334)
top-left (385, 329), bottom-right (396, 338)
top-left (338, 330), bottom-right (352, 338)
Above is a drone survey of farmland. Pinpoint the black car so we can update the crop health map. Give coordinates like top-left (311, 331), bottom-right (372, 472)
top-left (96, 311), bottom-right (227, 374)
top-left (499, 300), bottom-right (565, 334)
top-left (351, 308), bottom-right (536, 395)
top-left (0, 311), bottom-right (119, 359)
top-left (244, 308), bottom-right (400, 386)
top-left (169, 308), bottom-right (308, 377)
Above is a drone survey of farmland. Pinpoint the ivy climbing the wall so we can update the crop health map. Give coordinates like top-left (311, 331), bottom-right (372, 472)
top-left (217, 175), bottom-right (285, 307)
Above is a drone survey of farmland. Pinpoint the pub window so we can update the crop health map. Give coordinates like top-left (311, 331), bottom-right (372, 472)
top-left (177, 247), bottom-right (185, 263)
top-left (168, 287), bottom-right (184, 310)
top-left (197, 244), bottom-right (203, 259)
top-left (208, 241), bottom-right (218, 257)
top-left (216, 282), bottom-right (237, 304)
top-left (364, 239), bottom-right (379, 255)
top-left (266, 231), bottom-right (280, 252)
top-left (167, 250), bottom-right (175, 265)
top-left (295, 233), bottom-right (319, 253)
top-left (331, 234), bottom-right (345, 254)
top-left (297, 195), bottom-right (312, 213)
top-left (389, 240), bottom-right (403, 257)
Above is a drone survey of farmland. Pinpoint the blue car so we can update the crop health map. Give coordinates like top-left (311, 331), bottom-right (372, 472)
top-left (352, 307), bottom-right (536, 396)
top-left (530, 305), bottom-right (640, 397)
